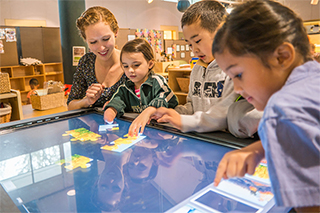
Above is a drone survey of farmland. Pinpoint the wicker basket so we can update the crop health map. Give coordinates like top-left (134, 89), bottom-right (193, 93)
top-left (0, 72), bottom-right (11, 94)
top-left (176, 77), bottom-right (190, 93)
top-left (31, 92), bottom-right (65, 110)
top-left (0, 103), bottom-right (12, 124)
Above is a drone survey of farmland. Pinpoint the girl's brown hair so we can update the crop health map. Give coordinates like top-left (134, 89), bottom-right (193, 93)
top-left (212, 0), bottom-right (312, 68)
top-left (76, 6), bottom-right (119, 40)
top-left (120, 38), bottom-right (155, 71)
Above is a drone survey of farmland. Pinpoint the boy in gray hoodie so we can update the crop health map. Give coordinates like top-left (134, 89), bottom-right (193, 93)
top-left (151, 0), bottom-right (262, 138)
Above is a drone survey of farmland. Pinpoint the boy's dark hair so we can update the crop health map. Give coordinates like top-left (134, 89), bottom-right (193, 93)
top-left (212, 0), bottom-right (312, 68)
top-left (120, 38), bottom-right (155, 71)
top-left (181, 0), bottom-right (227, 33)
top-left (29, 78), bottom-right (39, 86)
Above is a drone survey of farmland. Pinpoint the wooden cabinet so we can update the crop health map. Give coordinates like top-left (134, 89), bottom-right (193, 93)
top-left (0, 63), bottom-right (64, 104)
top-left (0, 89), bottom-right (23, 121)
top-left (168, 67), bottom-right (192, 105)
top-left (154, 61), bottom-right (180, 74)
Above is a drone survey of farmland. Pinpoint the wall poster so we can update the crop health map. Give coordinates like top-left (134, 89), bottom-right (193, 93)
top-left (0, 40), bottom-right (4, 54)
top-left (73, 46), bottom-right (86, 66)
top-left (135, 28), bottom-right (163, 54)
top-left (5, 28), bottom-right (16, 42)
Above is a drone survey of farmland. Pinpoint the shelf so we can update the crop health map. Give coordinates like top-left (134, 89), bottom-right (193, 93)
top-left (0, 89), bottom-right (23, 121)
top-left (12, 66), bottom-right (34, 77)
top-left (31, 74), bottom-right (45, 77)
top-left (10, 78), bottom-right (25, 91)
top-left (168, 67), bottom-right (192, 105)
top-left (1, 63), bottom-right (64, 104)
top-left (154, 61), bottom-right (180, 74)
top-left (0, 92), bottom-right (17, 99)
top-left (46, 72), bottom-right (63, 75)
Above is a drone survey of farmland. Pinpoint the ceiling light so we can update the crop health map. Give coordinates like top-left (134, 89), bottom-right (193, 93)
top-left (148, 0), bottom-right (154, 3)
top-left (311, 0), bottom-right (319, 5)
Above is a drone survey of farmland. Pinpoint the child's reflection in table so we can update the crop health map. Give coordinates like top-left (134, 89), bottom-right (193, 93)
top-left (90, 122), bottom-right (229, 212)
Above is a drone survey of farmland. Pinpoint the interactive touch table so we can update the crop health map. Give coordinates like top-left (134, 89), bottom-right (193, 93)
top-left (0, 109), bottom-right (291, 213)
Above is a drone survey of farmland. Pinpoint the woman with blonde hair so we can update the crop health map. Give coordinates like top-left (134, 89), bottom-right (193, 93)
top-left (67, 6), bottom-right (127, 110)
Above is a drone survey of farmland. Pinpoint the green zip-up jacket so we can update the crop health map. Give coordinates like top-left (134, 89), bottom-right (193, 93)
top-left (104, 73), bottom-right (179, 117)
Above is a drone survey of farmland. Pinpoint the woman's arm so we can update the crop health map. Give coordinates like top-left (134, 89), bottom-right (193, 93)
top-left (68, 97), bottom-right (91, 110)
top-left (68, 83), bottom-right (105, 110)
top-left (67, 54), bottom-right (106, 110)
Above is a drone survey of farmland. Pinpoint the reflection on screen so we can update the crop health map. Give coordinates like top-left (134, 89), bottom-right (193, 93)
top-left (196, 190), bottom-right (258, 212)
top-left (0, 113), bottom-right (285, 213)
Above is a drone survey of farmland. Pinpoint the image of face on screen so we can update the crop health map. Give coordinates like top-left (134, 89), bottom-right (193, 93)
top-left (126, 146), bottom-right (158, 182)
top-left (91, 151), bottom-right (130, 211)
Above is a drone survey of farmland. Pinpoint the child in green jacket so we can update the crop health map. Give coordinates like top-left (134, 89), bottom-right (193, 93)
top-left (104, 38), bottom-right (178, 136)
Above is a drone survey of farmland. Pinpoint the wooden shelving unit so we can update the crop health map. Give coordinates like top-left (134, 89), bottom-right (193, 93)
top-left (168, 67), bottom-right (192, 105)
top-left (0, 63), bottom-right (64, 104)
top-left (0, 89), bottom-right (23, 121)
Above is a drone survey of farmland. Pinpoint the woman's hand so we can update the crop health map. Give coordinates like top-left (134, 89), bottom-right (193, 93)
top-left (214, 140), bottom-right (265, 187)
top-left (85, 83), bottom-right (105, 106)
top-left (128, 107), bottom-right (157, 137)
top-left (151, 107), bottom-right (182, 130)
top-left (104, 107), bottom-right (117, 124)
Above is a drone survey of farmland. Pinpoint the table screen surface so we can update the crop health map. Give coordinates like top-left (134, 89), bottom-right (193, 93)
top-left (0, 112), bottom-right (286, 213)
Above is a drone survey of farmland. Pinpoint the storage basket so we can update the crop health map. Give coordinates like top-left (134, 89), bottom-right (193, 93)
top-left (176, 77), bottom-right (190, 93)
top-left (0, 72), bottom-right (11, 94)
top-left (0, 103), bottom-right (12, 124)
top-left (31, 92), bottom-right (65, 110)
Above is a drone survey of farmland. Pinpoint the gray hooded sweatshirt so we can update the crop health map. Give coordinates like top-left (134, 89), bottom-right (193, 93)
top-left (175, 59), bottom-right (262, 137)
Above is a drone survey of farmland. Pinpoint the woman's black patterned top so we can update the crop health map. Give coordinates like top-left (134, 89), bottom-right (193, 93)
top-left (67, 52), bottom-right (127, 107)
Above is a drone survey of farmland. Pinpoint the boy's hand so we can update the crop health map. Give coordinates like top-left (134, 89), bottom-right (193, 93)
top-left (104, 107), bottom-right (117, 124)
top-left (86, 83), bottom-right (105, 105)
top-left (128, 107), bottom-right (156, 137)
top-left (151, 107), bottom-right (182, 130)
top-left (214, 141), bottom-right (265, 187)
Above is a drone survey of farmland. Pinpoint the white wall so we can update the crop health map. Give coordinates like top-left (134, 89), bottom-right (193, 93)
top-left (0, 0), bottom-right (319, 29)
top-left (278, 0), bottom-right (320, 20)
top-left (86, 0), bottom-right (183, 30)
top-left (0, 0), bottom-right (183, 30)
top-left (0, 0), bottom-right (60, 27)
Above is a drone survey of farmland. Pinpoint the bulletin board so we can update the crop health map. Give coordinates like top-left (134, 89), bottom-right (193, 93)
top-left (115, 28), bottom-right (134, 50)
top-left (164, 39), bottom-right (191, 63)
top-left (0, 26), bottom-right (62, 67)
top-left (0, 27), bottom-right (19, 66)
top-left (19, 27), bottom-right (44, 62)
top-left (41, 27), bottom-right (63, 63)
top-left (115, 28), bottom-right (164, 56)
top-left (19, 27), bottom-right (62, 63)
